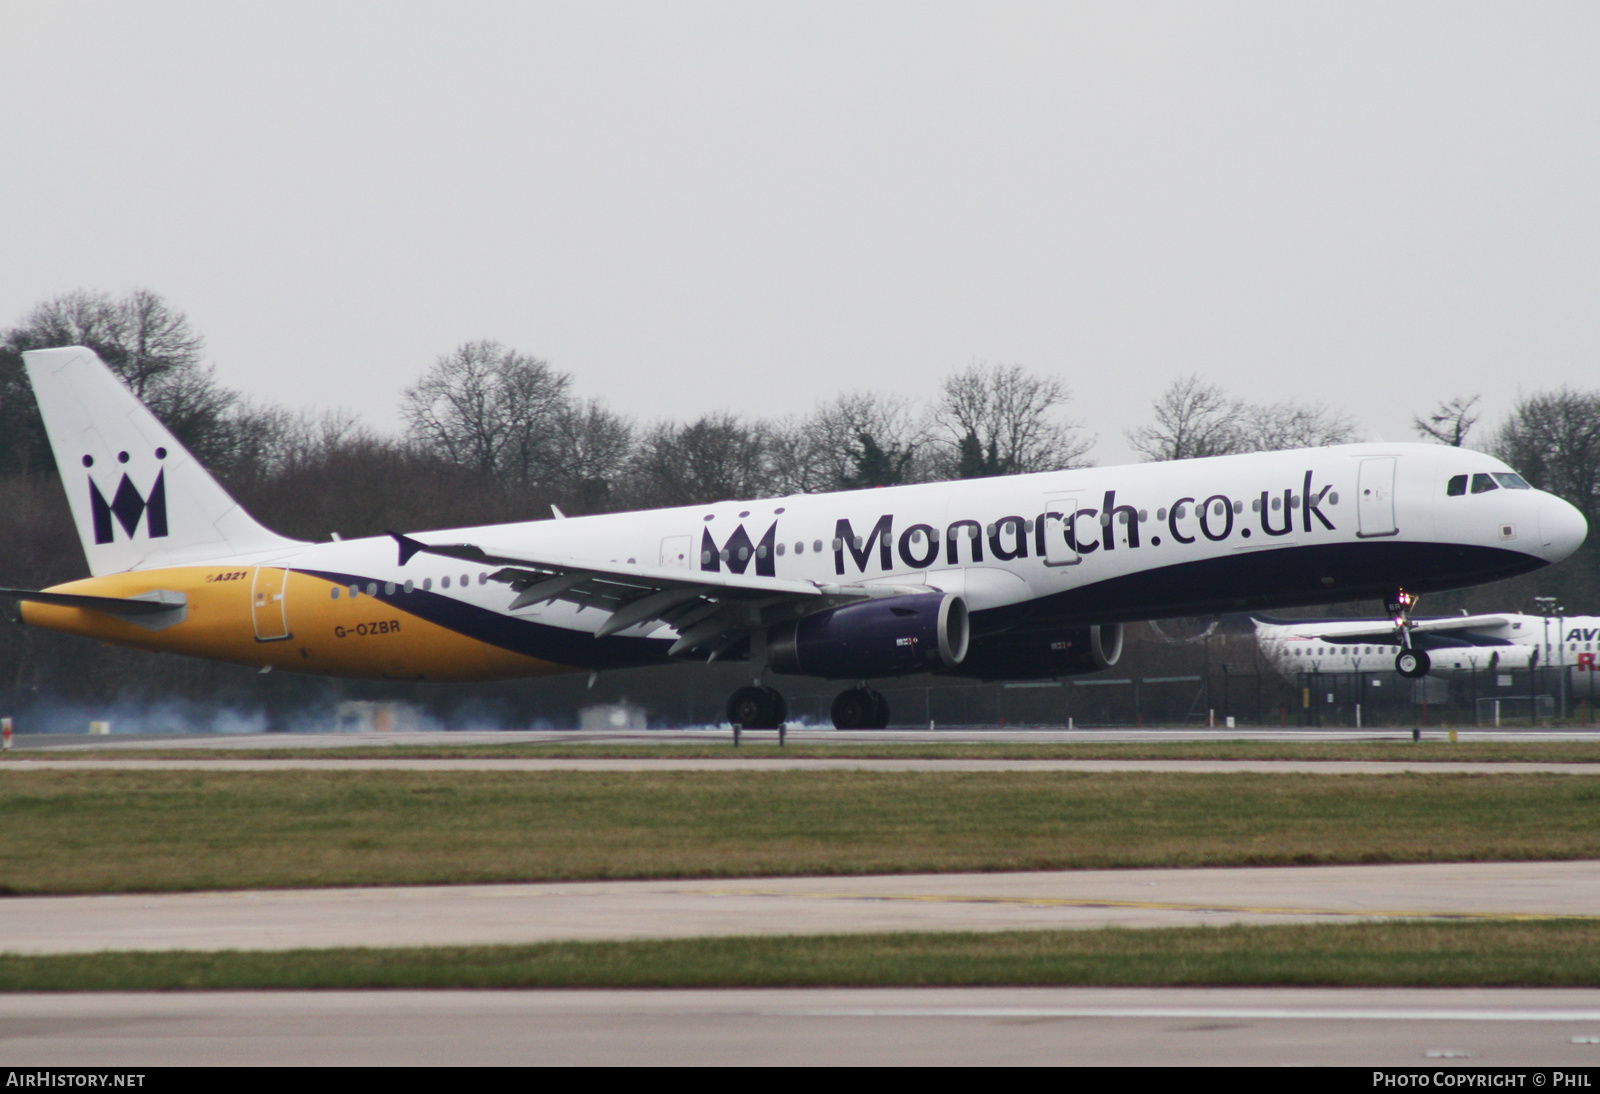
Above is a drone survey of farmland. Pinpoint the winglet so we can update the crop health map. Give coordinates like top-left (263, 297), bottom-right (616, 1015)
top-left (388, 531), bottom-right (427, 566)
top-left (551, 504), bottom-right (567, 520)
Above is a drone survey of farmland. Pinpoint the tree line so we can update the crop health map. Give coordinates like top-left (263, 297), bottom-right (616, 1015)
top-left (0, 290), bottom-right (1100, 536)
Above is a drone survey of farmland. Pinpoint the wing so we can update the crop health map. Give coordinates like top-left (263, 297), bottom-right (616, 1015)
top-left (387, 532), bottom-right (918, 659)
top-left (1315, 615), bottom-right (1515, 646)
top-left (1412, 614), bottom-right (1512, 634)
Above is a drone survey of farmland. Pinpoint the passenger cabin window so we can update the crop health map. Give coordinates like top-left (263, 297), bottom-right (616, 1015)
top-left (1471, 473), bottom-right (1499, 494)
top-left (1493, 473), bottom-right (1532, 489)
top-left (1447, 475), bottom-right (1467, 496)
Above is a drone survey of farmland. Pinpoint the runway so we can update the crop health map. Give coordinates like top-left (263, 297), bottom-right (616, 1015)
top-left (5, 860), bottom-right (1598, 954)
top-left (7, 756), bottom-right (1600, 773)
top-left (17, 727), bottom-right (1600, 749)
top-left (9, 987), bottom-right (1600, 1065)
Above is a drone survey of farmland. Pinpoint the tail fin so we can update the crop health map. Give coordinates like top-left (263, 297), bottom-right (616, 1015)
top-left (22, 346), bottom-right (300, 576)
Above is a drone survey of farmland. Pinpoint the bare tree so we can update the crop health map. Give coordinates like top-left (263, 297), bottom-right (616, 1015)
top-left (3, 289), bottom-right (235, 467)
top-left (0, 335), bottom-right (52, 476)
top-left (1125, 375), bottom-right (1246, 461)
top-left (1412, 395), bottom-right (1481, 447)
top-left (762, 416), bottom-right (819, 496)
top-left (546, 398), bottom-right (634, 513)
top-left (401, 340), bottom-right (571, 482)
top-left (931, 363), bottom-right (1093, 478)
top-left (1242, 399), bottom-right (1359, 451)
top-left (218, 405), bottom-right (370, 486)
top-left (625, 413), bottom-right (779, 507)
top-left (1492, 388), bottom-right (1600, 532)
top-left (13, 288), bottom-right (205, 396)
top-left (1128, 376), bottom-right (1359, 461)
top-left (775, 391), bottom-right (929, 493)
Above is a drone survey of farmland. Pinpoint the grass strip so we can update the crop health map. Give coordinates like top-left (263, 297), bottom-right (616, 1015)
top-left (4, 770), bottom-right (1600, 894)
top-left (20, 740), bottom-right (1600, 762)
top-left (7, 920), bottom-right (1600, 991)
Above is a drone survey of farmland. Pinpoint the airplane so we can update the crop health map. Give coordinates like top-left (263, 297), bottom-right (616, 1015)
top-left (0, 346), bottom-right (1589, 730)
top-left (1253, 612), bottom-right (1600, 678)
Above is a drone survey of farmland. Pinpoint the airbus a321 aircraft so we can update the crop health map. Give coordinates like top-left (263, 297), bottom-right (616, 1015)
top-left (1254, 612), bottom-right (1600, 678)
top-left (1, 347), bottom-right (1588, 729)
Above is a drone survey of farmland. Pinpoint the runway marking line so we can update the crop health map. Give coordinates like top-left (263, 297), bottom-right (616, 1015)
top-left (700, 888), bottom-right (1600, 922)
top-left (773, 1007), bottom-right (1600, 1022)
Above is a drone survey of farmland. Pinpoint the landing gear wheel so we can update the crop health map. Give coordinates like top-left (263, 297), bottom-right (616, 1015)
top-left (832, 687), bottom-right (890, 729)
top-left (763, 687), bottom-right (788, 727)
top-left (870, 689), bottom-right (890, 729)
top-left (831, 688), bottom-right (873, 729)
top-left (1395, 648), bottom-right (1431, 679)
top-left (727, 686), bottom-right (784, 729)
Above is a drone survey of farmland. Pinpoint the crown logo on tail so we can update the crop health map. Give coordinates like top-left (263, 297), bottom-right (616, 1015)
top-left (89, 470), bottom-right (168, 544)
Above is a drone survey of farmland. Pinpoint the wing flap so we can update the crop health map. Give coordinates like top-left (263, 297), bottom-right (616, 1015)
top-left (387, 530), bottom-right (841, 651)
top-left (388, 531), bottom-right (821, 599)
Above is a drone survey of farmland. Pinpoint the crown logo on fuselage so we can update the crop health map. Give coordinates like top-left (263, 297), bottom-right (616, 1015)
top-left (700, 521), bottom-right (777, 577)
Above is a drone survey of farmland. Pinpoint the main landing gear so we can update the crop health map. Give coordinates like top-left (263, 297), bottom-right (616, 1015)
top-left (830, 687), bottom-right (890, 730)
top-left (727, 686), bottom-right (787, 745)
top-left (723, 684), bottom-right (893, 739)
top-left (1388, 588), bottom-right (1432, 679)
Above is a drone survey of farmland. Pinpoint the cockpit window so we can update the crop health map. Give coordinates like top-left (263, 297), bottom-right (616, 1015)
top-left (1446, 475), bottom-right (1467, 496)
top-left (1471, 473), bottom-right (1499, 494)
top-left (1493, 473), bottom-right (1532, 490)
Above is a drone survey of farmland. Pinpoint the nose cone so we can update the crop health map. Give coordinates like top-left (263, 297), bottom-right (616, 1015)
top-left (1539, 496), bottom-right (1588, 562)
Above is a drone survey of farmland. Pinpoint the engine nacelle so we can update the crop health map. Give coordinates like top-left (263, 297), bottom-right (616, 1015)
top-left (944, 623), bottom-right (1124, 681)
top-left (768, 592), bottom-right (969, 679)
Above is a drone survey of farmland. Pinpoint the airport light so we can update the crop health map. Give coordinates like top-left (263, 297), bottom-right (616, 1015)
top-left (1535, 597), bottom-right (1566, 719)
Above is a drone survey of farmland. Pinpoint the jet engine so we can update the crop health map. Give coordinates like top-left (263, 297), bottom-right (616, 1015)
top-left (945, 622), bottom-right (1124, 681)
top-left (768, 591), bottom-right (968, 679)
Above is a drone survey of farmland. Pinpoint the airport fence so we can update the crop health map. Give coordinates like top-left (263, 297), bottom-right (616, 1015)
top-left (9, 625), bottom-right (1596, 732)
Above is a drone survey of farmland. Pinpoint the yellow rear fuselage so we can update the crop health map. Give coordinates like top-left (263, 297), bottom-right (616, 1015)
top-left (22, 567), bottom-right (571, 682)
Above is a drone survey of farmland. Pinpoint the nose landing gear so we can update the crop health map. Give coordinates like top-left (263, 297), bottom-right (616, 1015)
top-left (1387, 589), bottom-right (1431, 679)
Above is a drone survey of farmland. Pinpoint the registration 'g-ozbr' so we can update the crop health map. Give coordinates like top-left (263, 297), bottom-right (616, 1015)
top-left (3, 347), bottom-right (1587, 729)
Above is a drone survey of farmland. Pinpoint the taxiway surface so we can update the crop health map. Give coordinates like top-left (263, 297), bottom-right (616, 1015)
top-left (5, 860), bottom-right (1598, 954)
top-left (9, 987), bottom-right (1600, 1066)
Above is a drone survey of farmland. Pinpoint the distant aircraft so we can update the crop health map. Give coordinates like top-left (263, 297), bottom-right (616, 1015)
top-left (1, 347), bottom-right (1588, 728)
top-left (1252, 613), bottom-right (1600, 678)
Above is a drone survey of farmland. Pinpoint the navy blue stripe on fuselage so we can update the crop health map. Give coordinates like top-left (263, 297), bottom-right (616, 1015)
top-left (984, 540), bottom-right (1545, 632)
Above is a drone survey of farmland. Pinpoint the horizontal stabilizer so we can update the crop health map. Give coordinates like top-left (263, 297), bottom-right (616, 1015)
top-left (0, 587), bottom-right (188, 630)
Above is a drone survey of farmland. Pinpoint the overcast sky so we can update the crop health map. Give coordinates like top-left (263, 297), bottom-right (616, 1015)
top-left (3, 2), bottom-right (1597, 466)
